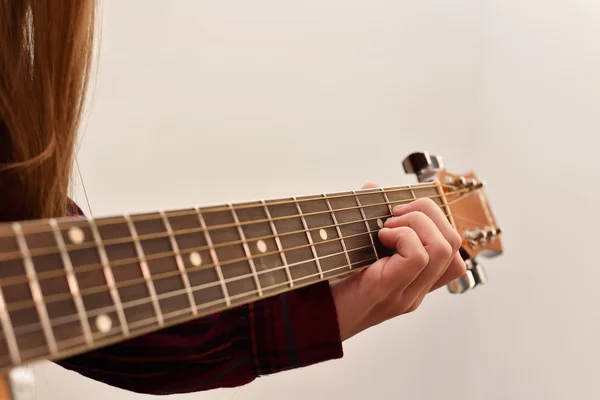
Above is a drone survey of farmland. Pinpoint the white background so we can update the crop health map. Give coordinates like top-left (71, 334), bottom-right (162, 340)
top-left (29, 0), bottom-right (600, 399)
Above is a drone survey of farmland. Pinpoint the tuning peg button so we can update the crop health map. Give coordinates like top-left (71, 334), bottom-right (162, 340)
top-left (447, 270), bottom-right (475, 294)
top-left (447, 259), bottom-right (487, 294)
top-left (402, 152), bottom-right (445, 182)
top-left (454, 176), bottom-right (468, 187)
top-left (470, 259), bottom-right (487, 286)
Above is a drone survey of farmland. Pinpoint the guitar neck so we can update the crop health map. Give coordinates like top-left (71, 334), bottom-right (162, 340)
top-left (0, 182), bottom-right (451, 371)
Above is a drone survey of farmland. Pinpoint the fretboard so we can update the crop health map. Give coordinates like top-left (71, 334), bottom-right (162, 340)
top-left (0, 183), bottom-right (450, 371)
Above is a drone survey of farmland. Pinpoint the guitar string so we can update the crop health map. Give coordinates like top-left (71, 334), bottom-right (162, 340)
top-left (0, 195), bottom-right (457, 291)
top-left (1, 256), bottom-right (379, 361)
top-left (0, 189), bottom-right (475, 334)
top-left (0, 194), bottom-right (445, 262)
top-left (0, 186), bottom-right (458, 261)
top-left (0, 183), bottom-right (461, 240)
top-left (0, 188), bottom-right (480, 357)
top-left (445, 191), bottom-right (496, 225)
top-left (0, 186), bottom-right (472, 264)
top-left (0, 193), bottom-right (453, 267)
top-left (76, 183), bottom-right (457, 225)
top-left (3, 208), bottom-right (412, 312)
top-left (75, 156), bottom-right (94, 218)
top-left (447, 188), bottom-right (479, 206)
top-left (0, 190), bottom-right (478, 312)
top-left (452, 213), bottom-right (492, 227)
top-left (6, 246), bottom-right (379, 337)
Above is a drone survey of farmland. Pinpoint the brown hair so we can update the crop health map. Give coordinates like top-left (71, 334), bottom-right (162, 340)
top-left (0, 0), bottom-right (98, 222)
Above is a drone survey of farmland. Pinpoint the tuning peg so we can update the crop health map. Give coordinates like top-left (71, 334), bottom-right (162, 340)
top-left (453, 176), bottom-right (468, 187)
top-left (447, 270), bottom-right (475, 294)
top-left (402, 152), bottom-right (445, 182)
top-left (449, 176), bottom-right (485, 191)
top-left (469, 259), bottom-right (487, 286)
top-left (447, 259), bottom-right (487, 294)
top-left (465, 226), bottom-right (503, 247)
top-left (467, 178), bottom-right (485, 190)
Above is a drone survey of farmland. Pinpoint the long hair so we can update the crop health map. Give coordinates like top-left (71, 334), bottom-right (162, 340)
top-left (0, 0), bottom-right (98, 222)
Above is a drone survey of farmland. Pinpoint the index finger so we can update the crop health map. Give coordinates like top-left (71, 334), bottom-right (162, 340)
top-left (384, 198), bottom-right (462, 252)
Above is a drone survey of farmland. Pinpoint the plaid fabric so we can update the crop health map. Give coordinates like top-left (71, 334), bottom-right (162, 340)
top-left (57, 201), bottom-right (343, 395)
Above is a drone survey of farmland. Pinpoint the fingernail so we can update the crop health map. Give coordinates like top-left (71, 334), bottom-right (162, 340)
top-left (392, 204), bottom-right (406, 213)
top-left (383, 217), bottom-right (398, 226)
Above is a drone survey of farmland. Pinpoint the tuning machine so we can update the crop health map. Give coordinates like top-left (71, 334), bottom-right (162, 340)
top-left (403, 151), bottom-right (502, 295)
top-left (447, 258), bottom-right (487, 294)
top-left (402, 152), bottom-right (445, 183)
top-left (449, 176), bottom-right (485, 191)
top-left (465, 226), bottom-right (503, 248)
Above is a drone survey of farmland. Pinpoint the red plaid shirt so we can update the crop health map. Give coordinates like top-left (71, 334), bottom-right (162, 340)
top-left (57, 201), bottom-right (343, 395)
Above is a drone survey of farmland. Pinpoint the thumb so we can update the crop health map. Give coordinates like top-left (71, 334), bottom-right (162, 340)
top-left (361, 182), bottom-right (379, 189)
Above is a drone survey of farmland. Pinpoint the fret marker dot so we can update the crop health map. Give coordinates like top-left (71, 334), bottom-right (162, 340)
top-left (95, 314), bottom-right (112, 333)
top-left (190, 252), bottom-right (202, 267)
top-left (319, 229), bottom-right (328, 240)
top-left (68, 226), bottom-right (85, 244)
top-left (377, 218), bottom-right (384, 228)
top-left (257, 240), bottom-right (267, 253)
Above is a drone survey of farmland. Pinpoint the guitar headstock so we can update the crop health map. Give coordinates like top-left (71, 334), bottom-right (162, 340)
top-left (403, 152), bottom-right (504, 294)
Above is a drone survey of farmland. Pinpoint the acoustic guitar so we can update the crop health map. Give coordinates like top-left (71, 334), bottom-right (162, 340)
top-left (0, 152), bottom-right (503, 399)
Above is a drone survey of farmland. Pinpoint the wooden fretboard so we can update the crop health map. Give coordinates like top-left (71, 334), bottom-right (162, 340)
top-left (0, 183), bottom-right (450, 371)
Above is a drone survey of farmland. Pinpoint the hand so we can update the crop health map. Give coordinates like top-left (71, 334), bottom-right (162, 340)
top-left (331, 183), bottom-right (467, 341)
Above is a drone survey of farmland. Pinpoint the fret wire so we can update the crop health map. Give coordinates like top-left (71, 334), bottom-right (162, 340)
top-left (0, 193), bottom-right (448, 262)
top-left (351, 191), bottom-right (380, 260)
top-left (409, 184), bottom-right (417, 201)
top-left (49, 219), bottom-right (94, 347)
top-left (0, 184), bottom-right (445, 245)
top-left (0, 183), bottom-right (474, 346)
top-left (0, 190), bottom-right (458, 307)
top-left (88, 216), bottom-right (130, 336)
top-left (379, 187), bottom-right (394, 215)
top-left (15, 253), bottom-right (380, 361)
top-left (6, 221), bottom-right (385, 313)
top-left (261, 200), bottom-right (293, 288)
top-left (5, 247), bottom-right (378, 342)
top-left (6, 218), bottom-right (389, 314)
top-left (293, 196), bottom-right (324, 279)
top-left (114, 255), bottom-right (377, 333)
top-left (6, 230), bottom-right (379, 330)
top-left (11, 222), bottom-right (59, 356)
top-left (0, 284), bottom-right (20, 364)
top-left (159, 210), bottom-right (197, 316)
top-left (195, 207), bottom-right (231, 307)
top-left (228, 203), bottom-right (263, 297)
top-left (1, 209), bottom-right (421, 301)
top-left (123, 214), bottom-right (164, 327)
top-left (322, 194), bottom-right (352, 271)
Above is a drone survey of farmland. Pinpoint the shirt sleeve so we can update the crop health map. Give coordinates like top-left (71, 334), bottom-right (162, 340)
top-left (57, 201), bottom-right (344, 395)
top-left (56, 281), bottom-right (343, 395)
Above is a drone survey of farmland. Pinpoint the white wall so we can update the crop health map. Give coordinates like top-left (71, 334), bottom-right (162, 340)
top-left (28, 0), bottom-right (599, 399)
top-left (471, 1), bottom-right (600, 399)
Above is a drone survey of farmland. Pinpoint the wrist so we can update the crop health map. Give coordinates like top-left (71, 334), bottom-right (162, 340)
top-left (330, 277), bottom-right (370, 341)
